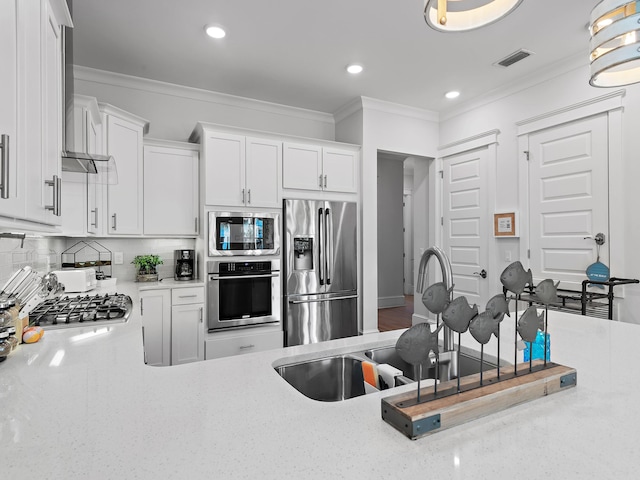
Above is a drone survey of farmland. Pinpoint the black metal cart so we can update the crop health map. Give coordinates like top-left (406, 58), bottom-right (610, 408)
top-left (510, 277), bottom-right (639, 320)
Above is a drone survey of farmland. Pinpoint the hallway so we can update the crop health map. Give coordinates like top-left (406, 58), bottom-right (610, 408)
top-left (377, 295), bottom-right (413, 332)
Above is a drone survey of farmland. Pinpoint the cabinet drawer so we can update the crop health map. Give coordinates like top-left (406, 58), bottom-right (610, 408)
top-left (171, 287), bottom-right (205, 305)
top-left (205, 329), bottom-right (283, 360)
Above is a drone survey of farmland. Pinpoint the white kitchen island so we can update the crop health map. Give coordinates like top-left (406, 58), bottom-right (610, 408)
top-left (2, 282), bottom-right (638, 479)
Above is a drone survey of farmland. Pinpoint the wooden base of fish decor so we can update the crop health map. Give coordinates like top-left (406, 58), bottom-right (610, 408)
top-left (381, 360), bottom-right (577, 440)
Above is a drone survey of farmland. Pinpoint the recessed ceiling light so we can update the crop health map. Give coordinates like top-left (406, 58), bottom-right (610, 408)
top-left (445, 91), bottom-right (460, 99)
top-left (347, 64), bottom-right (363, 74)
top-left (205, 25), bottom-right (226, 39)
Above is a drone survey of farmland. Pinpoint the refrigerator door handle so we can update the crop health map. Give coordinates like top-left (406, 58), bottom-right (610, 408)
top-left (318, 207), bottom-right (325, 285)
top-left (288, 294), bottom-right (359, 305)
top-left (325, 207), bottom-right (333, 285)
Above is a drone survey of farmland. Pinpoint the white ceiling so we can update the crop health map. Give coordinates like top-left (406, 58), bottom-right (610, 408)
top-left (72, 0), bottom-right (602, 115)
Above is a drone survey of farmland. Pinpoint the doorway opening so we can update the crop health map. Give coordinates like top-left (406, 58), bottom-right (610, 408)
top-left (376, 151), bottom-right (431, 331)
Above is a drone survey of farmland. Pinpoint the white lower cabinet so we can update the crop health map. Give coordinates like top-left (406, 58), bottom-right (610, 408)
top-left (140, 286), bottom-right (204, 366)
top-left (204, 328), bottom-right (283, 360)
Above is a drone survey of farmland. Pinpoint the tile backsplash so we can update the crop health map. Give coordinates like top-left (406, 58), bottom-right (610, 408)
top-left (0, 236), bottom-right (196, 285)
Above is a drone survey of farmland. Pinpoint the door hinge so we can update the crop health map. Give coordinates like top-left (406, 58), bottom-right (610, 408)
top-left (439, 170), bottom-right (443, 179)
top-left (524, 151), bottom-right (530, 161)
top-left (441, 217), bottom-right (444, 226)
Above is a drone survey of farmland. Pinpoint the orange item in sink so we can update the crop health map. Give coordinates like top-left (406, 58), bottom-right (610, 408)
top-left (362, 361), bottom-right (379, 388)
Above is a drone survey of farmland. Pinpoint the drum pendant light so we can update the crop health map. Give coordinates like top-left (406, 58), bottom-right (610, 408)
top-left (590, 1), bottom-right (640, 87)
top-left (423, 0), bottom-right (523, 32)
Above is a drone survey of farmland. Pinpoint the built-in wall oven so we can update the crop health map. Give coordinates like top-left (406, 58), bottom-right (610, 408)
top-left (207, 259), bottom-right (280, 331)
top-left (208, 212), bottom-right (280, 256)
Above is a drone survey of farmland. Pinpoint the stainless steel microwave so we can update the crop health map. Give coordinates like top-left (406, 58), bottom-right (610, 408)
top-left (208, 212), bottom-right (280, 256)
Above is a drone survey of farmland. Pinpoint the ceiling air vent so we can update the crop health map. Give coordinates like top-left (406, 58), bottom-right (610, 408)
top-left (494, 49), bottom-right (533, 68)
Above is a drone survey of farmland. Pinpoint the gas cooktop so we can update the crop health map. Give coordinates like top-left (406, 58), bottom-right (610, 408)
top-left (29, 293), bottom-right (133, 329)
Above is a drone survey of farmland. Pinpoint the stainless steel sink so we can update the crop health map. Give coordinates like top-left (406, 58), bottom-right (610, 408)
top-left (363, 346), bottom-right (496, 382)
top-left (275, 355), bottom-right (366, 402)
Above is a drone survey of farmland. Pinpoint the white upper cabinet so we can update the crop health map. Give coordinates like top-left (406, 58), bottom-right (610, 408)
top-left (0, 0), bottom-right (21, 219)
top-left (143, 139), bottom-right (199, 236)
top-left (61, 95), bottom-right (104, 236)
top-left (203, 130), bottom-right (281, 208)
top-left (283, 142), bottom-right (358, 194)
top-left (101, 103), bottom-right (148, 235)
top-left (0, 0), bottom-right (71, 227)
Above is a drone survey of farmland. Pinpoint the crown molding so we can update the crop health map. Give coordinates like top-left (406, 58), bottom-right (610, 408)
top-left (440, 52), bottom-right (588, 122)
top-left (333, 97), bottom-right (364, 124)
top-left (74, 65), bottom-right (335, 126)
top-left (360, 96), bottom-right (439, 123)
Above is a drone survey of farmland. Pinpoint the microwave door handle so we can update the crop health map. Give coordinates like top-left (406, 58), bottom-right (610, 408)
top-left (318, 207), bottom-right (324, 285)
top-left (326, 208), bottom-right (332, 285)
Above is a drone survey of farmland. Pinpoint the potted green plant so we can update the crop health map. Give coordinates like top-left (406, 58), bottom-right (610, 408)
top-left (131, 254), bottom-right (163, 282)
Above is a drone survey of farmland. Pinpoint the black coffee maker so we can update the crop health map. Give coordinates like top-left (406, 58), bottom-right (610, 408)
top-left (174, 250), bottom-right (195, 281)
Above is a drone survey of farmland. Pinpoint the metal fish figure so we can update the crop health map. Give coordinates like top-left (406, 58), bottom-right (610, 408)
top-left (421, 282), bottom-right (454, 314)
top-left (500, 261), bottom-right (533, 295)
top-left (486, 293), bottom-right (511, 319)
top-left (442, 296), bottom-right (478, 334)
top-left (535, 279), bottom-right (560, 305)
top-left (469, 310), bottom-right (502, 345)
top-left (395, 322), bottom-right (444, 365)
top-left (517, 306), bottom-right (545, 343)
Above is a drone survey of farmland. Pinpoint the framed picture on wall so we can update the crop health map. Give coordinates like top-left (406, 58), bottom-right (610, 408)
top-left (494, 212), bottom-right (517, 237)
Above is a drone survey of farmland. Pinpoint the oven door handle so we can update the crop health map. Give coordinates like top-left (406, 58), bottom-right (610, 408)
top-left (209, 273), bottom-right (280, 280)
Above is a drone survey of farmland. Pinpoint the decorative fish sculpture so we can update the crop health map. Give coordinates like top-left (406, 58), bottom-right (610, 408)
top-left (500, 261), bottom-right (533, 295)
top-left (422, 282), bottom-right (454, 314)
top-left (442, 296), bottom-right (478, 334)
top-left (395, 322), bottom-right (444, 365)
top-left (486, 293), bottom-right (511, 319)
top-left (517, 306), bottom-right (545, 343)
top-left (469, 310), bottom-right (502, 345)
top-left (535, 279), bottom-right (560, 305)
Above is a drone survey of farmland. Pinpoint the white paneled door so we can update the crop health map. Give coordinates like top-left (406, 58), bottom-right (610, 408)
top-left (527, 114), bottom-right (609, 288)
top-left (443, 147), bottom-right (490, 309)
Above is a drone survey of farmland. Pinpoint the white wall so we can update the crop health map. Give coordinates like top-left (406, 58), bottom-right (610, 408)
top-left (74, 66), bottom-right (335, 142)
top-left (337, 98), bottom-right (439, 334)
top-left (377, 156), bottom-right (404, 308)
top-left (440, 61), bottom-right (640, 324)
top-left (0, 237), bottom-right (66, 285)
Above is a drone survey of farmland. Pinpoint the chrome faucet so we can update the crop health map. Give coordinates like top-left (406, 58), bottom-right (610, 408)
top-left (416, 245), bottom-right (455, 352)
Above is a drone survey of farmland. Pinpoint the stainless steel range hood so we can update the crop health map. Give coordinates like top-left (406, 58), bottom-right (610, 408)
top-left (61, 0), bottom-right (115, 177)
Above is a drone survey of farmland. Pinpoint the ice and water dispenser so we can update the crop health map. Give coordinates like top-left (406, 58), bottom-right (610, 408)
top-left (294, 238), bottom-right (313, 270)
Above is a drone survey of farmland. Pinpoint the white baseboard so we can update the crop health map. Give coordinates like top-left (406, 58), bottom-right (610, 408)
top-left (378, 296), bottom-right (405, 309)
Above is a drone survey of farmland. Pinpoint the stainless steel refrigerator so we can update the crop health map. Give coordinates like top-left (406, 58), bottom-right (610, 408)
top-left (283, 199), bottom-right (358, 346)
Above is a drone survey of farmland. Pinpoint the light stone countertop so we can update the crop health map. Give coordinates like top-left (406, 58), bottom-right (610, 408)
top-left (2, 282), bottom-right (639, 479)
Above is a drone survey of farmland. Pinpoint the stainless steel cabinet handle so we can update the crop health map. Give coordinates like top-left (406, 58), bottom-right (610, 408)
top-left (199, 307), bottom-right (203, 323)
top-left (324, 174), bottom-right (327, 188)
top-left (242, 188), bottom-right (246, 204)
top-left (247, 189), bottom-right (251, 204)
top-left (140, 298), bottom-right (144, 315)
top-left (90, 208), bottom-right (98, 227)
top-left (1, 134), bottom-right (9, 199)
top-left (45, 175), bottom-right (61, 216)
top-left (178, 294), bottom-right (198, 299)
top-left (141, 326), bottom-right (147, 364)
top-left (319, 174), bottom-right (323, 188)
top-left (239, 344), bottom-right (255, 350)
top-left (112, 213), bottom-right (117, 230)
top-left (195, 217), bottom-right (198, 234)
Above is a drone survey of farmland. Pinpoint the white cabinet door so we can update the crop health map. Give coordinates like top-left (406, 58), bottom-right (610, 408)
top-left (143, 143), bottom-right (199, 236)
top-left (322, 147), bottom-right (357, 193)
top-left (245, 137), bottom-right (280, 208)
top-left (0, 1), bottom-right (22, 219)
top-left (282, 143), bottom-right (322, 191)
top-left (39, 0), bottom-right (63, 226)
top-left (60, 172), bottom-right (86, 235)
top-left (204, 132), bottom-right (245, 206)
top-left (140, 289), bottom-right (171, 367)
top-left (171, 303), bottom-right (204, 365)
top-left (105, 113), bottom-right (145, 235)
